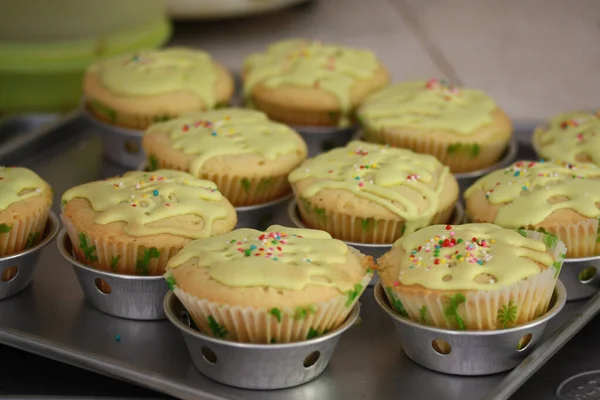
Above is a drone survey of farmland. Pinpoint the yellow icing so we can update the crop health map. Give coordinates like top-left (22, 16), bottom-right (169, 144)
top-left (145, 108), bottom-right (304, 176)
top-left (535, 111), bottom-right (600, 165)
top-left (89, 48), bottom-right (219, 107)
top-left (288, 140), bottom-right (450, 234)
top-left (166, 225), bottom-right (360, 292)
top-left (0, 166), bottom-right (47, 211)
top-left (395, 223), bottom-right (554, 290)
top-left (464, 160), bottom-right (600, 228)
top-left (244, 39), bottom-right (380, 125)
top-left (62, 170), bottom-right (231, 239)
top-left (358, 80), bottom-right (497, 135)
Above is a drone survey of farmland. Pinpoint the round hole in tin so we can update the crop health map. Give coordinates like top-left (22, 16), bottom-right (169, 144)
top-left (517, 333), bottom-right (533, 351)
top-left (579, 267), bottom-right (597, 284)
top-left (1, 266), bottom-right (18, 282)
top-left (432, 339), bottom-right (451, 355)
top-left (303, 351), bottom-right (320, 368)
top-left (124, 140), bottom-right (140, 154)
top-left (94, 278), bottom-right (112, 294)
top-left (201, 346), bottom-right (217, 364)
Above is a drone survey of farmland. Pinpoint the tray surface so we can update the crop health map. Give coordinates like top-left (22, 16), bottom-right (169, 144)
top-left (0, 117), bottom-right (597, 400)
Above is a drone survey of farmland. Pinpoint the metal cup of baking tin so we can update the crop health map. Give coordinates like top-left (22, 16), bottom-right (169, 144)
top-left (82, 106), bottom-right (146, 169)
top-left (558, 255), bottom-right (600, 301)
top-left (454, 136), bottom-right (519, 195)
top-left (236, 194), bottom-right (293, 230)
top-left (287, 199), bottom-right (465, 286)
top-left (56, 229), bottom-right (168, 320)
top-left (163, 291), bottom-right (360, 390)
top-left (374, 280), bottom-right (567, 376)
top-left (291, 125), bottom-right (358, 157)
top-left (0, 211), bottom-right (59, 301)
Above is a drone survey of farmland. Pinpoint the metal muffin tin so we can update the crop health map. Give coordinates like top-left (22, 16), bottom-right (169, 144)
top-left (236, 194), bottom-right (293, 230)
top-left (0, 211), bottom-right (59, 301)
top-left (291, 124), bottom-right (358, 157)
top-left (559, 255), bottom-right (600, 301)
top-left (56, 229), bottom-right (168, 321)
top-left (454, 136), bottom-right (519, 194)
top-left (374, 280), bottom-right (567, 376)
top-left (287, 199), bottom-right (465, 285)
top-left (83, 106), bottom-right (146, 169)
top-left (163, 291), bottom-right (360, 390)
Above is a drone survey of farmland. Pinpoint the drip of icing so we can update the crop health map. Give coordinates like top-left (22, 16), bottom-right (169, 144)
top-left (244, 39), bottom-right (380, 123)
top-left (395, 223), bottom-right (554, 290)
top-left (464, 160), bottom-right (600, 227)
top-left (89, 48), bottom-right (218, 107)
top-left (167, 225), bottom-right (359, 292)
top-left (0, 167), bottom-right (48, 211)
top-left (288, 141), bottom-right (450, 234)
top-left (62, 170), bottom-right (232, 239)
top-left (145, 108), bottom-right (305, 176)
top-left (534, 111), bottom-right (600, 165)
top-left (358, 79), bottom-right (497, 135)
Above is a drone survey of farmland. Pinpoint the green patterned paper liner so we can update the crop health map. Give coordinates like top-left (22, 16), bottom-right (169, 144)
top-left (383, 229), bottom-right (566, 331)
top-left (165, 270), bottom-right (373, 344)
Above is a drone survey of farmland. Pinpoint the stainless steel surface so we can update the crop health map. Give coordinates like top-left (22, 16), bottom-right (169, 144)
top-left (374, 281), bottom-right (567, 376)
top-left (164, 292), bottom-right (359, 390)
top-left (82, 108), bottom-right (146, 169)
top-left (292, 125), bottom-right (357, 157)
top-left (454, 135), bottom-right (519, 194)
top-left (0, 114), bottom-right (596, 400)
top-left (286, 198), bottom-right (464, 286)
top-left (235, 193), bottom-right (293, 230)
top-left (56, 230), bottom-right (168, 321)
top-left (0, 212), bottom-right (59, 301)
top-left (559, 255), bottom-right (600, 301)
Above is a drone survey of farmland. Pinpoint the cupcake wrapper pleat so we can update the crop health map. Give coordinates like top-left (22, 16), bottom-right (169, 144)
top-left (383, 230), bottom-right (566, 330)
top-left (171, 273), bottom-right (372, 343)
top-left (62, 215), bottom-right (182, 276)
top-left (0, 208), bottom-right (49, 257)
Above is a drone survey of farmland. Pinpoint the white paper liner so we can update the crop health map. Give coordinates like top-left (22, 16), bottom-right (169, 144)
top-left (62, 215), bottom-right (181, 276)
top-left (170, 273), bottom-right (373, 343)
top-left (0, 207), bottom-right (49, 257)
top-left (383, 230), bottom-right (567, 330)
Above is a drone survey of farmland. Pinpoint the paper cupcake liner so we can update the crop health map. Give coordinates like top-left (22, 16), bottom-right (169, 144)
top-left (147, 155), bottom-right (292, 207)
top-left (363, 127), bottom-right (508, 173)
top-left (62, 215), bottom-right (182, 276)
top-left (0, 207), bottom-right (49, 258)
top-left (382, 230), bottom-right (566, 330)
top-left (169, 273), bottom-right (373, 343)
top-left (249, 95), bottom-right (345, 127)
top-left (466, 212), bottom-right (600, 258)
top-left (296, 197), bottom-right (455, 244)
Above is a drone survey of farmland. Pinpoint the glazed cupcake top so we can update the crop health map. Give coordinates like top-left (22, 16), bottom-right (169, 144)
top-left (87, 48), bottom-right (221, 108)
top-left (0, 166), bottom-right (49, 211)
top-left (166, 225), bottom-right (369, 292)
top-left (464, 160), bottom-right (600, 227)
top-left (62, 170), bottom-right (234, 239)
top-left (533, 110), bottom-right (600, 165)
top-left (358, 79), bottom-right (497, 135)
top-left (144, 108), bottom-right (307, 176)
top-left (388, 223), bottom-right (557, 291)
top-left (289, 141), bottom-right (452, 234)
top-left (244, 39), bottom-right (381, 115)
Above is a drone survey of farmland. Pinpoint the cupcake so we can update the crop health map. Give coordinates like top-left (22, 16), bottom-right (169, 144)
top-left (84, 47), bottom-right (235, 130)
top-left (288, 140), bottom-right (459, 244)
top-left (357, 79), bottom-right (513, 173)
top-left (0, 166), bottom-right (53, 258)
top-left (61, 169), bottom-right (237, 276)
top-left (164, 225), bottom-right (374, 343)
top-left (378, 223), bottom-right (566, 330)
top-left (465, 160), bottom-right (600, 258)
top-left (532, 110), bottom-right (600, 165)
top-left (142, 108), bottom-right (308, 206)
top-left (243, 39), bottom-right (390, 127)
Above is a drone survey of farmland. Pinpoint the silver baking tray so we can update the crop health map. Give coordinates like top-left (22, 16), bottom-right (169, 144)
top-left (0, 114), bottom-right (599, 400)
